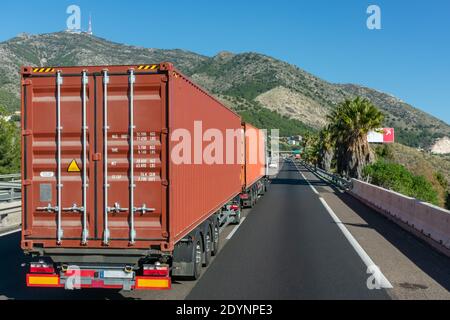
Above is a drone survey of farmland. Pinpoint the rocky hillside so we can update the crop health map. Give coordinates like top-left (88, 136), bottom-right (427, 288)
top-left (0, 31), bottom-right (449, 150)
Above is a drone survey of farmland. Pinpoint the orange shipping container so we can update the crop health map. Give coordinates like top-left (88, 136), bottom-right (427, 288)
top-left (242, 123), bottom-right (266, 189)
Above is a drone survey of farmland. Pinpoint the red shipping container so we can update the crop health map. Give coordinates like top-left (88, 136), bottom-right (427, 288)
top-left (21, 63), bottom-right (243, 252)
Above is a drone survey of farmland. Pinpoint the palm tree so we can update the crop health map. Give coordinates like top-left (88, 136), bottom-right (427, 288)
top-left (317, 125), bottom-right (334, 171)
top-left (302, 133), bottom-right (320, 166)
top-left (327, 97), bottom-right (384, 179)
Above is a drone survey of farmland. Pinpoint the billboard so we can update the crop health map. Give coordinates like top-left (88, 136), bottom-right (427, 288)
top-left (367, 128), bottom-right (395, 143)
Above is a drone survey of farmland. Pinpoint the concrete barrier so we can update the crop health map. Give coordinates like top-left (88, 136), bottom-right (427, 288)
top-left (0, 201), bottom-right (21, 229)
top-left (349, 179), bottom-right (450, 257)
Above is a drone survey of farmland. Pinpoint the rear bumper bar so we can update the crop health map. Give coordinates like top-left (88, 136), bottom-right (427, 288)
top-left (26, 273), bottom-right (171, 290)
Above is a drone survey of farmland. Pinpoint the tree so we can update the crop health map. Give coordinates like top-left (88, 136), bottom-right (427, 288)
top-left (328, 97), bottom-right (384, 179)
top-left (317, 126), bottom-right (334, 171)
top-left (0, 109), bottom-right (20, 174)
top-left (302, 133), bottom-right (320, 166)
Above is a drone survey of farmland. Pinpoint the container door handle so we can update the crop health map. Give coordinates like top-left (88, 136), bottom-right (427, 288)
top-left (128, 69), bottom-right (136, 244)
top-left (56, 71), bottom-right (64, 244)
top-left (81, 71), bottom-right (89, 244)
top-left (103, 70), bottom-right (110, 244)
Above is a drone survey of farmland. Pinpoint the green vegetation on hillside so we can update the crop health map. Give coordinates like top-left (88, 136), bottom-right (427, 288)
top-left (0, 89), bottom-right (20, 112)
top-left (239, 108), bottom-right (314, 137)
top-left (363, 161), bottom-right (439, 206)
top-left (395, 127), bottom-right (443, 149)
top-left (373, 143), bottom-right (450, 209)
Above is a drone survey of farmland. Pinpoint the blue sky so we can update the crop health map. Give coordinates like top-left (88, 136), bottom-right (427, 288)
top-left (1, 0), bottom-right (449, 124)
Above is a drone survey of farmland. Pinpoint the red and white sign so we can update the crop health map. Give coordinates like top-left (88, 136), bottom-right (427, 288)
top-left (367, 128), bottom-right (395, 143)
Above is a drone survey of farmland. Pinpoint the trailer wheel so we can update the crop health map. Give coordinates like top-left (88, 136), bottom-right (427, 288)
top-left (203, 228), bottom-right (212, 267)
top-left (247, 193), bottom-right (254, 208)
top-left (191, 240), bottom-right (203, 280)
top-left (233, 210), bottom-right (241, 225)
top-left (212, 222), bottom-right (220, 256)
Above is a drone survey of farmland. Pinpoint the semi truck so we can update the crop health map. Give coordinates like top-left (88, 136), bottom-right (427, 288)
top-left (20, 63), bottom-right (268, 290)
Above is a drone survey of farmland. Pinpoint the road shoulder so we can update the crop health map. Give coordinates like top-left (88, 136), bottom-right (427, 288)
top-left (300, 164), bottom-right (450, 300)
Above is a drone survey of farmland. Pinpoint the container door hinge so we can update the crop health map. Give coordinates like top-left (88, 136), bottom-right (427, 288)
top-left (161, 128), bottom-right (169, 134)
top-left (22, 79), bottom-right (32, 86)
top-left (162, 179), bottom-right (169, 186)
top-left (23, 230), bottom-right (32, 236)
top-left (22, 129), bottom-right (32, 136)
top-left (23, 180), bottom-right (32, 186)
top-left (161, 76), bottom-right (168, 83)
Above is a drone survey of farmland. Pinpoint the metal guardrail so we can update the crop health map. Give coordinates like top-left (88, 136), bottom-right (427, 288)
top-left (298, 160), bottom-right (352, 190)
top-left (0, 173), bottom-right (21, 181)
top-left (0, 174), bottom-right (21, 203)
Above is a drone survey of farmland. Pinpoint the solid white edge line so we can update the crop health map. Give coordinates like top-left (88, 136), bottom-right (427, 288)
top-left (293, 162), bottom-right (319, 195)
top-left (293, 160), bottom-right (392, 289)
top-left (226, 217), bottom-right (246, 240)
top-left (0, 228), bottom-right (21, 238)
top-left (319, 197), bottom-right (393, 289)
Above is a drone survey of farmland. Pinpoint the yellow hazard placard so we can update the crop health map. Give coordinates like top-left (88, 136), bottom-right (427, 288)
top-left (67, 159), bottom-right (81, 172)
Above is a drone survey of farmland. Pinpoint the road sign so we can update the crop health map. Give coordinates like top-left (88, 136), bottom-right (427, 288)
top-left (367, 128), bottom-right (395, 143)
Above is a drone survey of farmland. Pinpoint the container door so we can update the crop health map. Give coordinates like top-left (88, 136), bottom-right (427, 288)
top-left (98, 70), bottom-right (168, 245)
top-left (24, 69), bottom-right (168, 247)
top-left (25, 71), bottom-right (96, 244)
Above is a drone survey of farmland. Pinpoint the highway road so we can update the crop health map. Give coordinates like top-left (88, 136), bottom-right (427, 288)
top-left (1, 160), bottom-right (450, 300)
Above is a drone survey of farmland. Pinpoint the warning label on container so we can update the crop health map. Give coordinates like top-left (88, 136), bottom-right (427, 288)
top-left (67, 159), bottom-right (81, 172)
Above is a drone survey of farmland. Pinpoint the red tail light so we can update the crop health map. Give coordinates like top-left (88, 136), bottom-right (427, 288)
top-left (30, 262), bottom-right (55, 274)
top-left (230, 204), bottom-right (240, 211)
top-left (240, 193), bottom-right (249, 200)
top-left (143, 265), bottom-right (169, 277)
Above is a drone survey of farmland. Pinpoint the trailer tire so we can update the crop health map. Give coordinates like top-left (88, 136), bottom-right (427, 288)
top-left (203, 228), bottom-right (212, 267)
top-left (232, 208), bottom-right (241, 225)
top-left (191, 239), bottom-right (203, 280)
top-left (212, 222), bottom-right (220, 256)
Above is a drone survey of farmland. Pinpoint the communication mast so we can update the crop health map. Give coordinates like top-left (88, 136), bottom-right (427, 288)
top-left (87, 13), bottom-right (93, 35)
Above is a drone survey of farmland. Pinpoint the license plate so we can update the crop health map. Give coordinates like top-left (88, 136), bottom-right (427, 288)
top-left (100, 270), bottom-right (134, 279)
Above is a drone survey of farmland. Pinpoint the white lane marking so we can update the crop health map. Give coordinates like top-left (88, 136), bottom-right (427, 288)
top-left (293, 162), bottom-right (320, 195)
top-left (300, 171), bottom-right (319, 195)
top-left (226, 217), bottom-right (246, 240)
top-left (319, 197), bottom-right (393, 289)
top-left (0, 228), bottom-right (21, 238)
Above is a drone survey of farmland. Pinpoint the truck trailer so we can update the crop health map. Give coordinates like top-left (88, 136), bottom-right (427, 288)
top-left (20, 63), bottom-right (268, 290)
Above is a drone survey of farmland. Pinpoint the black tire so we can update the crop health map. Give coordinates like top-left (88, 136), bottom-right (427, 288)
top-left (233, 209), bottom-right (241, 225)
top-left (190, 240), bottom-right (202, 280)
top-left (203, 229), bottom-right (212, 267)
top-left (248, 193), bottom-right (254, 208)
top-left (211, 222), bottom-right (220, 256)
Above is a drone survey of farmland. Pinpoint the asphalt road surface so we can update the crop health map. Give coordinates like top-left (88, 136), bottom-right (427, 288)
top-left (1, 160), bottom-right (450, 300)
top-left (187, 161), bottom-right (389, 300)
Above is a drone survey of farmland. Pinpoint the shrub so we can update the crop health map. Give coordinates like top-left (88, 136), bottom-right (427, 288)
top-left (363, 161), bottom-right (439, 205)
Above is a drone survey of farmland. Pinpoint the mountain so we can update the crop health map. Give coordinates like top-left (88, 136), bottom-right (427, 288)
top-left (0, 31), bottom-right (449, 150)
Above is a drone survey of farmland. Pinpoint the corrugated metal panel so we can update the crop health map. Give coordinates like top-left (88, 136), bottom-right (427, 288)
top-left (244, 123), bottom-right (266, 188)
top-left (169, 69), bottom-right (242, 245)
